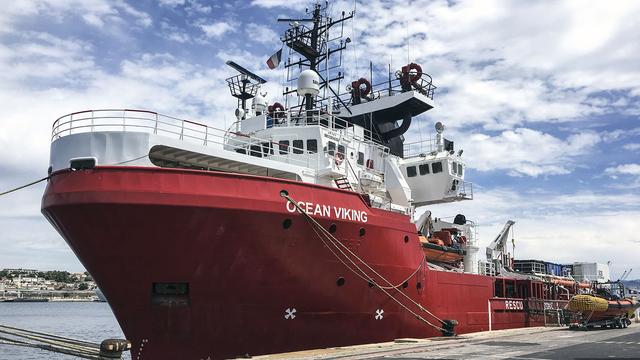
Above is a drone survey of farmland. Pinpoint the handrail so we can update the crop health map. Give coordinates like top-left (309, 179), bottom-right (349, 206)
top-left (51, 109), bottom-right (317, 169)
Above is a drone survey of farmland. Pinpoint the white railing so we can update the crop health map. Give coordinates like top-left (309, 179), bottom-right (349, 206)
top-left (265, 108), bottom-right (376, 143)
top-left (403, 138), bottom-right (438, 158)
top-left (51, 109), bottom-right (319, 169)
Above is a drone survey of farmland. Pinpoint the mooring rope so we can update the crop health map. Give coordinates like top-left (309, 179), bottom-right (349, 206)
top-left (0, 176), bottom-right (49, 197)
top-left (0, 324), bottom-right (129, 359)
top-left (281, 192), bottom-right (448, 332)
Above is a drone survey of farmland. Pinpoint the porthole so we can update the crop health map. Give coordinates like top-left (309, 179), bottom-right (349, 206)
top-left (329, 224), bottom-right (337, 233)
top-left (280, 189), bottom-right (289, 197)
top-left (404, 235), bottom-right (409, 243)
top-left (337, 277), bottom-right (346, 287)
top-left (282, 219), bottom-right (292, 229)
top-left (359, 228), bottom-right (366, 237)
top-left (402, 281), bottom-right (409, 289)
top-left (416, 282), bottom-right (422, 289)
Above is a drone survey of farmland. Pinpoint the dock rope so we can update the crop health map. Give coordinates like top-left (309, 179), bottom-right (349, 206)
top-left (281, 192), bottom-right (448, 333)
top-left (0, 176), bottom-right (49, 197)
top-left (0, 324), bottom-right (130, 359)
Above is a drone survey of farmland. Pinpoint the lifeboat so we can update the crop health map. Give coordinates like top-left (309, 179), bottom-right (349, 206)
top-left (419, 236), bottom-right (465, 263)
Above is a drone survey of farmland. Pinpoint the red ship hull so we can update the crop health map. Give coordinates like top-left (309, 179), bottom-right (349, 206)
top-left (42, 167), bottom-right (553, 359)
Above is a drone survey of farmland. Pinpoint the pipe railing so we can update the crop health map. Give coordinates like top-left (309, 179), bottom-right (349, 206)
top-left (51, 109), bottom-right (318, 169)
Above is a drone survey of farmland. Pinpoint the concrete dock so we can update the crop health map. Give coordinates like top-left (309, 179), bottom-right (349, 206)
top-left (254, 324), bottom-right (640, 359)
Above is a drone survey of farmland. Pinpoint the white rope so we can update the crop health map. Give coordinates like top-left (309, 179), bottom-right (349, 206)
top-left (282, 193), bottom-right (447, 332)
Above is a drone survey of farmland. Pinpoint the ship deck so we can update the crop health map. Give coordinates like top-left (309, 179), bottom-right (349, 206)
top-left (252, 323), bottom-right (640, 359)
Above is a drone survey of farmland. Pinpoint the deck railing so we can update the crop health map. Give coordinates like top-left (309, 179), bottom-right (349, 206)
top-left (51, 109), bottom-right (319, 169)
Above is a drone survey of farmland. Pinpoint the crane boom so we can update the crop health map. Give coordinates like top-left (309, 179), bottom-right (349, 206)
top-left (486, 220), bottom-right (515, 261)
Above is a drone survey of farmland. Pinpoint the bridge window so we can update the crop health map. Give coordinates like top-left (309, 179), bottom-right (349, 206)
top-left (407, 166), bottom-right (417, 177)
top-left (307, 139), bottom-right (318, 154)
top-left (293, 140), bottom-right (304, 154)
top-left (458, 163), bottom-right (463, 176)
top-left (338, 145), bottom-right (345, 156)
top-left (452, 162), bottom-right (458, 174)
top-left (357, 152), bottom-right (364, 165)
top-left (419, 164), bottom-right (429, 175)
top-left (432, 161), bottom-right (443, 174)
top-left (327, 141), bottom-right (336, 156)
top-left (279, 140), bottom-right (289, 155)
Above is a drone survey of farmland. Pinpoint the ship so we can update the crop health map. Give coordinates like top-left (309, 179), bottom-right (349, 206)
top-left (41, 4), bottom-right (597, 359)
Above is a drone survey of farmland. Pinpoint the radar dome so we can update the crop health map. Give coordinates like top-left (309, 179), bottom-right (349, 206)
top-left (297, 70), bottom-right (320, 96)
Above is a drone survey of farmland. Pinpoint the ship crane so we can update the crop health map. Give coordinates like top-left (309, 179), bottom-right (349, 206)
top-left (486, 220), bottom-right (515, 272)
top-left (619, 268), bottom-right (633, 281)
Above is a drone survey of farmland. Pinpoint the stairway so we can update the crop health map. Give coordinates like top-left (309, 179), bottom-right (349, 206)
top-left (334, 177), bottom-right (353, 191)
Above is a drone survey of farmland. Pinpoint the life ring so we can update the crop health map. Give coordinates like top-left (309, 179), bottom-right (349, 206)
top-left (350, 77), bottom-right (371, 97)
top-left (401, 63), bottom-right (422, 83)
top-left (268, 102), bottom-right (285, 118)
top-left (334, 152), bottom-right (344, 166)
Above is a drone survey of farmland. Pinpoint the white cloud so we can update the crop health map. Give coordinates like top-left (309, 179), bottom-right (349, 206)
top-left (623, 143), bottom-right (640, 151)
top-left (0, 0), bottom-right (152, 32)
top-left (199, 21), bottom-right (234, 38)
top-left (250, 0), bottom-right (308, 9)
top-left (605, 163), bottom-right (640, 176)
top-left (457, 128), bottom-right (600, 177)
top-left (246, 23), bottom-right (279, 44)
top-left (158, 0), bottom-right (185, 7)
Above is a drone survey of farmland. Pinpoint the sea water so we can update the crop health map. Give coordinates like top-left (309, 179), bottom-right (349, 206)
top-left (0, 302), bottom-right (129, 359)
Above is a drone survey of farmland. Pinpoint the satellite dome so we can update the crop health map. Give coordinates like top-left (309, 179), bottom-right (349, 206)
top-left (297, 70), bottom-right (320, 96)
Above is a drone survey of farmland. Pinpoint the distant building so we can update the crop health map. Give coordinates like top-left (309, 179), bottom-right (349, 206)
top-left (1, 268), bottom-right (39, 275)
top-left (571, 262), bottom-right (610, 283)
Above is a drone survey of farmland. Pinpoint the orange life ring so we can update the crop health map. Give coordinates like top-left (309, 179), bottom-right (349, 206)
top-left (351, 77), bottom-right (371, 97)
top-left (401, 63), bottom-right (422, 83)
top-left (268, 102), bottom-right (285, 118)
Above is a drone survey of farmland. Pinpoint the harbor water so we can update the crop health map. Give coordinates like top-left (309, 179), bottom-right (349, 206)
top-left (0, 302), bottom-right (128, 359)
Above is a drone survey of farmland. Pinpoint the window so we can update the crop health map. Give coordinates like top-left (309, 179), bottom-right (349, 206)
top-left (458, 163), bottom-right (463, 176)
top-left (337, 145), bottom-right (345, 156)
top-left (407, 166), bottom-right (417, 177)
top-left (432, 161), bottom-right (443, 174)
top-left (293, 140), bottom-right (304, 154)
top-left (327, 141), bottom-right (336, 156)
top-left (452, 162), bottom-right (457, 174)
top-left (357, 152), bottom-right (364, 165)
top-left (279, 140), bottom-right (289, 155)
top-left (419, 164), bottom-right (429, 175)
top-left (307, 139), bottom-right (318, 154)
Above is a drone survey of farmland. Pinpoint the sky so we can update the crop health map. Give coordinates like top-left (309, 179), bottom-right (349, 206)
top-left (0, 0), bottom-right (638, 280)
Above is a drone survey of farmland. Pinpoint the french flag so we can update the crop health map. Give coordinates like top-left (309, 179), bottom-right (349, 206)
top-left (266, 49), bottom-right (282, 69)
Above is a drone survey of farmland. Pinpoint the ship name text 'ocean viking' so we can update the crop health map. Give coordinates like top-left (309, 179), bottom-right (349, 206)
top-left (286, 201), bottom-right (368, 223)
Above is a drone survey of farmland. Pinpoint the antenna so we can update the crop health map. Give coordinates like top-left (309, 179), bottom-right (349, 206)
top-left (225, 61), bottom-right (265, 119)
top-left (225, 61), bottom-right (266, 84)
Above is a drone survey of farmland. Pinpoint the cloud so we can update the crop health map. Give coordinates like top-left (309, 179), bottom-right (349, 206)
top-left (250, 0), bottom-right (308, 9)
top-left (0, 0), bottom-right (152, 33)
top-left (605, 163), bottom-right (640, 176)
top-left (246, 23), bottom-right (279, 44)
top-left (623, 143), bottom-right (640, 151)
top-left (199, 21), bottom-right (234, 38)
top-left (458, 128), bottom-right (600, 177)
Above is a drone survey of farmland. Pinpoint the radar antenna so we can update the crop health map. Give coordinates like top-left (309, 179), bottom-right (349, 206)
top-left (225, 61), bottom-right (265, 119)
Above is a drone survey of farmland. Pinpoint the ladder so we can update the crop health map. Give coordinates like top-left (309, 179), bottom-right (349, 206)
top-left (334, 177), bottom-right (353, 191)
